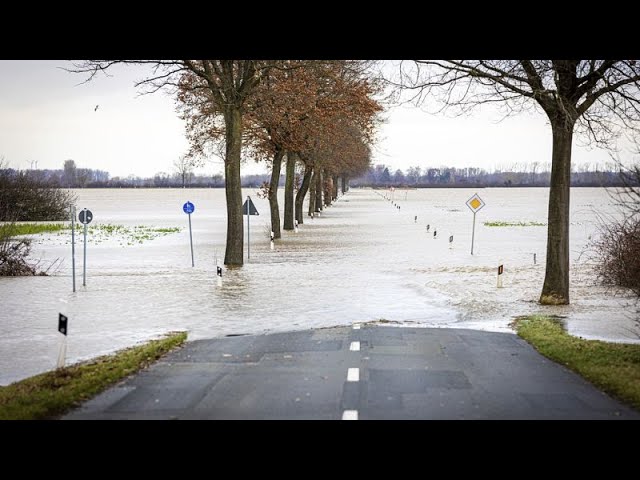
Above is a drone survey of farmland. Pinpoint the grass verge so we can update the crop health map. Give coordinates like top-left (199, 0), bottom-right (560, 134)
top-left (513, 315), bottom-right (640, 411)
top-left (0, 331), bottom-right (187, 420)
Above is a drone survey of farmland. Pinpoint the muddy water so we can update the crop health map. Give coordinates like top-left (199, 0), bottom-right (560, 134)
top-left (0, 187), bottom-right (637, 385)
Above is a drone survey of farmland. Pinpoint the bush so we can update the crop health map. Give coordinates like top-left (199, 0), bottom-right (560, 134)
top-left (592, 217), bottom-right (640, 297)
top-left (0, 168), bottom-right (75, 221)
top-left (0, 227), bottom-right (37, 276)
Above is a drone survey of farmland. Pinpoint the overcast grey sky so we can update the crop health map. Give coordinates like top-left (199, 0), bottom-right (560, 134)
top-left (0, 60), bottom-right (630, 178)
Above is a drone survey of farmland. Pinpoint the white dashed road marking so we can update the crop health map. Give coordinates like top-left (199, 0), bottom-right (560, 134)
top-left (347, 368), bottom-right (360, 382)
top-left (342, 410), bottom-right (358, 420)
top-left (349, 341), bottom-right (360, 351)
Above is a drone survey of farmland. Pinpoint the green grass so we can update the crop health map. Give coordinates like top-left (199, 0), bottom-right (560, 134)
top-left (0, 223), bottom-right (68, 236)
top-left (484, 221), bottom-right (547, 227)
top-left (0, 331), bottom-right (187, 420)
top-left (514, 315), bottom-right (640, 411)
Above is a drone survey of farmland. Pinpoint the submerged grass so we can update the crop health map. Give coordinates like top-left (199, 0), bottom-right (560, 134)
top-left (513, 315), bottom-right (640, 411)
top-left (484, 221), bottom-right (547, 227)
top-left (0, 223), bottom-right (68, 236)
top-left (0, 331), bottom-right (187, 420)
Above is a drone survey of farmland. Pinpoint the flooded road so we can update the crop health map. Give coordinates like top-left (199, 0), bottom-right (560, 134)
top-left (1, 187), bottom-right (638, 385)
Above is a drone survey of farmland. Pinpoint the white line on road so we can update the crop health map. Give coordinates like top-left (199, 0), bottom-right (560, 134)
top-left (347, 368), bottom-right (360, 382)
top-left (342, 410), bottom-right (358, 420)
top-left (349, 341), bottom-right (360, 351)
top-left (353, 324), bottom-right (361, 330)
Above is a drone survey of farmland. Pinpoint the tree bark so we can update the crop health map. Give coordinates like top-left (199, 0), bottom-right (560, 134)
top-left (540, 119), bottom-right (574, 305)
top-left (296, 164), bottom-right (313, 224)
top-left (223, 106), bottom-right (244, 266)
top-left (308, 170), bottom-right (316, 216)
top-left (283, 152), bottom-right (296, 230)
top-left (324, 175), bottom-right (332, 207)
top-left (268, 148), bottom-right (284, 239)
top-left (332, 174), bottom-right (338, 201)
top-left (342, 175), bottom-right (348, 193)
top-left (315, 169), bottom-right (323, 212)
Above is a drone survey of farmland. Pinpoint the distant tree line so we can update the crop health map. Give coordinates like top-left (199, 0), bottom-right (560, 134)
top-left (0, 159), bottom-right (278, 189)
top-left (352, 163), bottom-right (635, 188)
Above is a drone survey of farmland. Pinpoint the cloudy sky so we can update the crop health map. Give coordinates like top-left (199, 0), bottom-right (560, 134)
top-left (0, 60), bottom-right (630, 178)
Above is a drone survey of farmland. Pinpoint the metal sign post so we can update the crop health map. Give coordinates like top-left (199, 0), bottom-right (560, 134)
top-left (70, 205), bottom-right (76, 292)
top-left (465, 193), bottom-right (485, 255)
top-left (242, 196), bottom-right (259, 261)
top-left (78, 208), bottom-right (93, 286)
top-left (183, 201), bottom-right (195, 267)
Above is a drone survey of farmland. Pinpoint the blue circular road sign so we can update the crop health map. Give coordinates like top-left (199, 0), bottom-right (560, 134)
top-left (183, 201), bottom-right (195, 214)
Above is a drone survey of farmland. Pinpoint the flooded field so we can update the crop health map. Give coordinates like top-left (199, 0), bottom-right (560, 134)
top-left (1, 187), bottom-right (638, 385)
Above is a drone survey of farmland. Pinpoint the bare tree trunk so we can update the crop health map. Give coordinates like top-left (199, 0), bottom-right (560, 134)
top-left (324, 175), bottom-right (332, 207)
top-left (342, 175), bottom-right (348, 193)
top-left (315, 169), bottom-right (323, 212)
top-left (283, 152), bottom-right (296, 230)
top-left (308, 170), bottom-right (317, 216)
top-left (268, 148), bottom-right (284, 239)
top-left (224, 107), bottom-right (244, 266)
top-left (296, 164), bottom-right (312, 224)
top-left (540, 120), bottom-right (574, 305)
top-left (332, 174), bottom-right (338, 200)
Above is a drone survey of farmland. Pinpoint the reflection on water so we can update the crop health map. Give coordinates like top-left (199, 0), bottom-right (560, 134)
top-left (0, 187), bottom-right (638, 385)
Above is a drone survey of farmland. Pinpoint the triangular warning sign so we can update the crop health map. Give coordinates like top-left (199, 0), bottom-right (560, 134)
top-left (242, 197), bottom-right (259, 215)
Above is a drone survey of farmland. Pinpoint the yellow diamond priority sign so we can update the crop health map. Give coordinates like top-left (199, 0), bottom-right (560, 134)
top-left (466, 193), bottom-right (485, 213)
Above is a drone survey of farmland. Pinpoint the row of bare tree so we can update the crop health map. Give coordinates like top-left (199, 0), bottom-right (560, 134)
top-left (71, 60), bottom-right (382, 267)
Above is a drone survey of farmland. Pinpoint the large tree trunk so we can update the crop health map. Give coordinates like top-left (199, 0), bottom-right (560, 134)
top-left (308, 170), bottom-right (317, 216)
top-left (341, 175), bottom-right (348, 194)
top-left (283, 152), bottom-right (296, 230)
top-left (223, 106), bottom-right (244, 266)
top-left (296, 164), bottom-right (313, 224)
top-left (315, 169), bottom-right (323, 212)
top-left (268, 148), bottom-right (284, 239)
top-left (332, 174), bottom-right (338, 200)
top-left (540, 119), bottom-right (574, 305)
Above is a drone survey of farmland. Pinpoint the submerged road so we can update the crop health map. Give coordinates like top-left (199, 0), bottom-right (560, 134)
top-left (64, 325), bottom-right (639, 420)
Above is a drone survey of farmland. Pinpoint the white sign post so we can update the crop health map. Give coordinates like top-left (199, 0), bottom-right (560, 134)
top-left (70, 205), bottom-right (76, 292)
top-left (465, 193), bottom-right (485, 255)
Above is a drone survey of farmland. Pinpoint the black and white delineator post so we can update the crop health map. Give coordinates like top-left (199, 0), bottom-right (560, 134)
top-left (294, 219), bottom-right (299, 233)
top-left (217, 266), bottom-right (223, 287)
top-left (426, 224), bottom-right (430, 232)
top-left (465, 193), bottom-right (486, 255)
top-left (533, 253), bottom-right (537, 265)
top-left (415, 215), bottom-right (417, 223)
top-left (242, 196), bottom-right (259, 261)
top-left (78, 208), bottom-right (93, 286)
top-left (270, 231), bottom-right (275, 250)
top-left (497, 264), bottom-right (504, 288)
top-left (449, 235), bottom-right (454, 249)
top-left (70, 205), bottom-right (76, 293)
top-left (57, 313), bottom-right (68, 369)
top-left (183, 201), bottom-right (195, 267)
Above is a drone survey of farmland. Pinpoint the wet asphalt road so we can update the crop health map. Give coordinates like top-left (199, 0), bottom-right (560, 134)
top-left (64, 325), bottom-right (640, 420)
